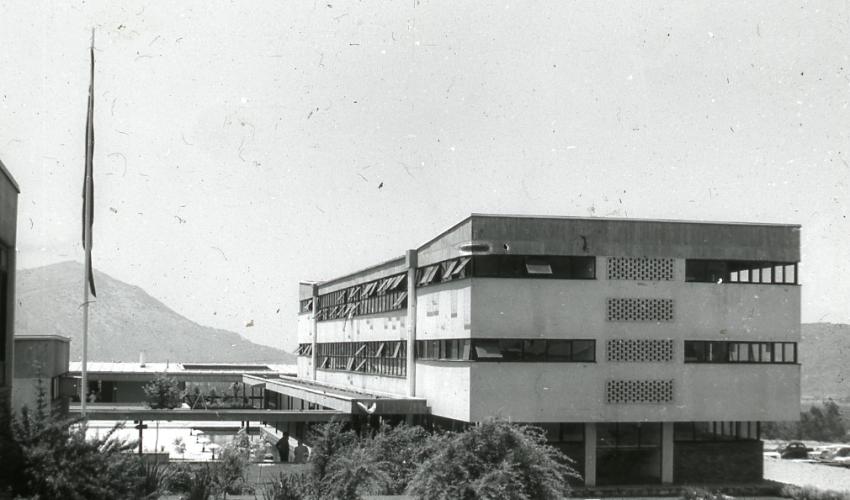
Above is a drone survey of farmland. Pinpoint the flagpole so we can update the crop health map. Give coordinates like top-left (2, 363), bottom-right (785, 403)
top-left (80, 28), bottom-right (95, 417)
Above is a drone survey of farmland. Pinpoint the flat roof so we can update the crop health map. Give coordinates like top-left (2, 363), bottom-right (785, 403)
top-left (307, 213), bottom-right (801, 286)
top-left (69, 361), bottom-right (294, 375)
top-left (69, 405), bottom-right (345, 423)
top-left (469, 213), bottom-right (801, 228)
top-left (246, 374), bottom-right (430, 415)
top-left (15, 334), bottom-right (71, 343)
top-left (0, 158), bottom-right (20, 192)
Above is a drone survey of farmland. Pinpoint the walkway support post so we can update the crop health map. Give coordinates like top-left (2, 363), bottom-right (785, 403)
top-left (662, 421), bottom-right (674, 483)
top-left (311, 283), bottom-right (319, 381)
top-left (405, 250), bottom-right (417, 397)
top-left (584, 423), bottom-right (596, 486)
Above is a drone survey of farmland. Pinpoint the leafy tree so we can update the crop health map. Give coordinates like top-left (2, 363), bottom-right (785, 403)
top-left (143, 372), bottom-right (183, 409)
top-left (406, 419), bottom-right (581, 500)
top-left (324, 445), bottom-right (392, 500)
top-left (364, 423), bottom-right (437, 494)
top-left (763, 400), bottom-right (847, 442)
top-left (307, 418), bottom-right (358, 493)
top-left (0, 379), bottom-right (146, 500)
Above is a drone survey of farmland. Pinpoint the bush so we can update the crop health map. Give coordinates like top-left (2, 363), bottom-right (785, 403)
top-left (139, 458), bottom-right (176, 498)
top-left (0, 379), bottom-right (147, 499)
top-left (406, 419), bottom-right (581, 500)
top-left (365, 423), bottom-right (435, 494)
top-left (781, 484), bottom-right (850, 500)
top-left (143, 373), bottom-right (183, 409)
top-left (262, 472), bottom-right (313, 500)
top-left (681, 486), bottom-right (727, 500)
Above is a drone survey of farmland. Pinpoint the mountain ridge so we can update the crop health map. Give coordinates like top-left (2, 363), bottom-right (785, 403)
top-left (14, 261), bottom-right (294, 364)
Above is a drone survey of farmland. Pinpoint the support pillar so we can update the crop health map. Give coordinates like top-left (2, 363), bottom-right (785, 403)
top-left (405, 250), bottom-right (417, 397)
top-left (310, 284), bottom-right (319, 381)
top-left (662, 421), bottom-right (674, 483)
top-left (584, 423), bottom-right (596, 487)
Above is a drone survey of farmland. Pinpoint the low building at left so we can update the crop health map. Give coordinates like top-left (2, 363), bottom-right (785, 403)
top-left (0, 158), bottom-right (18, 415)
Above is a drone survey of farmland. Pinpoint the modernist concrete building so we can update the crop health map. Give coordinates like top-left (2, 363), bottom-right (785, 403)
top-left (263, 214), bottom-right (800, 486)
top-left (0, 159), bottom-right (18, 415)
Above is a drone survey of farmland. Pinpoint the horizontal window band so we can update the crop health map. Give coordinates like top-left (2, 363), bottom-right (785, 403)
top-left (316, 367), bottom-right (406, 379)
top-left (684, 340), bottom-right (797, 364)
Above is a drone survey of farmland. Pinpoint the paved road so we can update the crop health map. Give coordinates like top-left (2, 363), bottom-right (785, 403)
top-left (764, 457), bottom-right (850, 492)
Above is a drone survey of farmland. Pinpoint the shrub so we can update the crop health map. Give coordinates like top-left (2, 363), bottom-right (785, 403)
top-left (324, 444), bottom-right (392, 500)
top-left (143, 373), bottom-right (183, 409)
top-left (681, 486), bottom-right (727, 500)
top-left (261, 472), bottom-right (313, 500)
top-left (139, 458), bottom-right (176, 498)
top-left (781, 484), bottom-right (850, 500)
top-left (307, 418), bottom-right (358, 490)
top-left (406, 419), bottom-right (581, 500)
top-left (365, 423), bottom-right (436, 494)
top-left (0, 379), bottom-right (146, 499)
top-left (182, 464), bottom-right (214, 500)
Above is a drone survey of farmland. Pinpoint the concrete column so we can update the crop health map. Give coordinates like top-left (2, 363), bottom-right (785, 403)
top-left (310, 284), bottom-right (319, 381)
top-left (405, 250), bottom-right (417, 397)
top-left (584, 423), bottom-right (596, 487)
top-left (662, 421), bottom-right (674, 483)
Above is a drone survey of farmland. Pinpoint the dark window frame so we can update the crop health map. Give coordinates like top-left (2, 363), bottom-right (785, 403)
top-left (685, 259), bottom-right (798, 285)
top-left (684, 340), bottom-right (797, 364)
top-left (415, 338), bottom-right (596, 362)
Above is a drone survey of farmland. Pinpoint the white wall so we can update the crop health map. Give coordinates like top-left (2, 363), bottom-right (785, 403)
top-left (415, 361), bottom-right (471, 421)
top-left (470, 277), bottom-right (800, 341)
top-left (415, 280), bottom-right (472, 340)
top-left (468, 362), bottom-right (800, 422)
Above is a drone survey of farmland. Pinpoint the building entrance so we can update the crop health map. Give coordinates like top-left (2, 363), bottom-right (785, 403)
top-left (596, 422), bottom-right (662, 485)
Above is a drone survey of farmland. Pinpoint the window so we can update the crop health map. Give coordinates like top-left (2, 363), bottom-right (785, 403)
top-left (470, 255), bottom-right (596, 280)
top-left (473, 340), bottom-right (502, 360)
top-left (674, 421), bottom-right (760, 442)
top-left (311, 273), bottom-right (407, 322)
top-left (686, 260), bottom-right (798, 285)
top-left (316, 340), bottom-right (407, 377)
top-left (684, 341), bottom-right (797, 364)
top-left (525, 258), bottom-right (552, 275)
top-left (416, 339), bottom-right (597, 362)
top-left (523, 340), bottom-right (547, 361)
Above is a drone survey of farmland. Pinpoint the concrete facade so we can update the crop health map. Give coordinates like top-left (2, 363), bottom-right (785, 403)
top-left (0, 159), bottom-right (18, 415)
top-left (284, 214), bottom-right (801, 486)
top-left (12, 335), bottom-right (71, 414)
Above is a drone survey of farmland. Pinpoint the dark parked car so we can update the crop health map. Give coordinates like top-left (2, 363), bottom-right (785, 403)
top-left (780, 441), bottom-right (809, 459)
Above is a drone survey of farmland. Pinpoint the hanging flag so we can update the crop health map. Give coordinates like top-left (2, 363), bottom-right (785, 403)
top-left (82, 35), bottom-right (97, 297)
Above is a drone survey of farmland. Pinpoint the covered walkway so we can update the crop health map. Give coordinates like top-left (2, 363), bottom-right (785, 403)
top-left (70, 404), bottom-right (346, 422)
top-left (243, 374), bottom-right (429, 416)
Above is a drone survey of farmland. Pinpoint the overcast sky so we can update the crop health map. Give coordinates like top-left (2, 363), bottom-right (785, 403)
top-left (1, 1), bottom-right (848, 351)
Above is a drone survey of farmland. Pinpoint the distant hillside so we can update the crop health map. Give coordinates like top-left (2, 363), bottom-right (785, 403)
top-left (801, 323), bottom-right (850, 401)
top-left (15, 261), bottom-right (295, 364)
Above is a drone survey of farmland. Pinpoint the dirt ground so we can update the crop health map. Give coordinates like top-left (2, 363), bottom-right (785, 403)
top-left (764, 457), bottom-right (850, 492)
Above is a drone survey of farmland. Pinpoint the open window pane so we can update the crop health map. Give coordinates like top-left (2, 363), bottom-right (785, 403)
top-left (452, 257), bottom-right (471, 277)
top-left (473, 340), bottom-right (503, 360)
top-left (760, 343), bottom-right (773, 363)
top-left (525, 258), bottom-right (553, 275)
top-left (499, 340), bottom-right (523, 360)
top-left (783, 343), bottom-right (796, 363)
top-left (784, 264), bottom-right (796, 284)
top-left (441, 261), bottom-right (457, 281)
